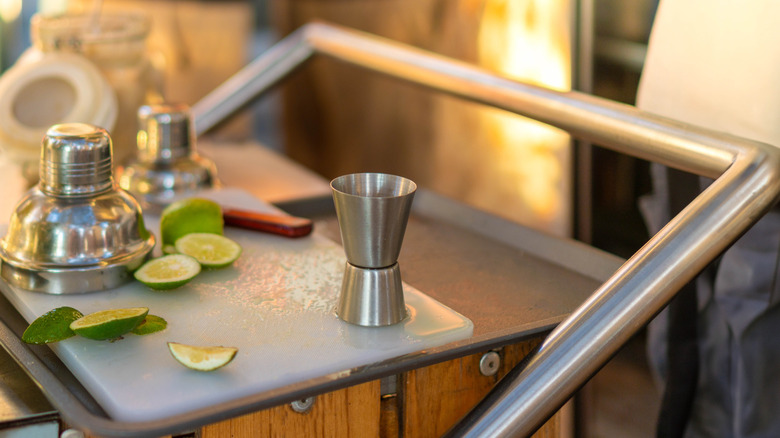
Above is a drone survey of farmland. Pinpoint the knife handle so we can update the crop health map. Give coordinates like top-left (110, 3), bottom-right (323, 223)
top-left (222, 208), bottom-right (313, 238)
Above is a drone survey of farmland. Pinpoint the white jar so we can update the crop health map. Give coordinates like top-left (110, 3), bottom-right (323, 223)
top-left (28, 11), bottom-right (161, 166)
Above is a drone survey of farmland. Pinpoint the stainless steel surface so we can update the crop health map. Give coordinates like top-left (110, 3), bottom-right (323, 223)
top-left (479, 351), bottom-right (501, 377)
top-left (39, 123), bottom-right (113, 197)
top-left (575, 0), bottom-right (594, 244)
top-left (118, 104), bottom-right (216, 208)
top-left (137, 103), bottom-right (195, 163)
top-left (330, 173), bottom-right (416, 269)
top-left (0, 124), bottom-right (155, 294)
top-left (0, 345), bottom-right (55, 422)
top-left (192, 23), bottom-right (780, 436)
top-left (331, 173), bottom-right (415, 327)
top-left (337, 262), bottom-right (407, 327)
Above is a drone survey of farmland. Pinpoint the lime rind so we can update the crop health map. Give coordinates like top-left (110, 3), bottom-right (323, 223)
top-left (174, 233), bottom-right (242, 269)
top-left (131, 315), bottom-right (168, 335)
top-left (160, 198), bottom-right (223, 248)
top-left (70, 307), bottom-right (149, 341)
top-left (134, 254), bottom-right (201, 290)
top-left (167, 342), bottom-right (238, 371)
top-left (22, 306), bottom-right (84, 344)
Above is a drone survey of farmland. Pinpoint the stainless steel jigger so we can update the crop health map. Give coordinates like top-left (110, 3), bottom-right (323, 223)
top-left (0, 123), bottom-right (155, 294)
top-left (331, 173), bottom-right (417, 326)
top-left (118, 103), bottom-right (217, 208)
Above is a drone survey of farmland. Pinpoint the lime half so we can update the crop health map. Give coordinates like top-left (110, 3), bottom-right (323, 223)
top-left (134, 254), bottom-right (201, 290)
top-left (174, 233), bottom-right (242, 268)
top-left (160, 198), bottom-right (223, 248)
top-left (70, 307), bottom-right (149, 341)
top-left (167, 342), bottom-right (238, 371)
top-left (22, 306), bottom-right (84, 344)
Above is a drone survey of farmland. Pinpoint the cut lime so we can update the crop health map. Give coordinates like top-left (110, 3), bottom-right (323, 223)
top-left (70, 307), bottom-right (149, 341)
top-left (22, 306), bottom-right (83, 344)
top-left (174, 233), bottom-right (242, 268)
top-left (134, 254), bottom-right (201, 290)
top-left (167, 342), bottom-right (238, 371)
top-left (160, 198), bottom-right (223, 248)
top-left (131, 315), bottom-right (168, 335)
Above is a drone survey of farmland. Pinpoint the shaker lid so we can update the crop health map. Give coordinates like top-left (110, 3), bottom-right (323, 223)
top-left (136, 103), bottom-right (194, 163)
top-left (39, 123), bottom-right (114, 197)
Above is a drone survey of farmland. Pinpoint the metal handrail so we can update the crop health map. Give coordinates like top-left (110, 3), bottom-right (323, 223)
top-left (192, 22), bottom-right (780, 437)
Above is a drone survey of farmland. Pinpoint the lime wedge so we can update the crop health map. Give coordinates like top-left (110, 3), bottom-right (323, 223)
top-left (22, 306), bottom-right (83, 344)
top-left (160, 198), bottom-right (223, 248)
top-left (134, 254), bottom-right (201, 290)
top-left (174, 233), bottom-right (242, 268)
top-left (131, 315), bottom-right (168, 335)
top-left (167, 342), bottom-right (238, 371)
top-left (70, 307), bottom-right (149, 341)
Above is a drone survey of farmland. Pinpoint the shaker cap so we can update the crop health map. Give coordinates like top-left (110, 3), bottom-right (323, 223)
top-left (136, 103), bottom-right (193, 163)
top-left (39, 123), bottom-right (114, 197)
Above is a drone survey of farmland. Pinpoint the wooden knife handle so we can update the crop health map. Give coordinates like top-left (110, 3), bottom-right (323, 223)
top-left (222, 208), bottom-right (313, 238)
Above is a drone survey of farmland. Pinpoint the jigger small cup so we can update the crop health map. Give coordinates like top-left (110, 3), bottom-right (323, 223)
top-left (331, 173), bottom-right (417, 326)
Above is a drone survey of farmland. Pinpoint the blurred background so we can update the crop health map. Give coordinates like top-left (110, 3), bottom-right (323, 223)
top-left (0, 1), bottom-right (661, 436)
top-left (0, 0), bottom-right (656, 251)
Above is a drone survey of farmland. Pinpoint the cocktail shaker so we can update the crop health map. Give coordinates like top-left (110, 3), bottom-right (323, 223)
top-left (0, 123), bottom-right (155, 294)
top-left (118, 103), bottom-right (217, 209)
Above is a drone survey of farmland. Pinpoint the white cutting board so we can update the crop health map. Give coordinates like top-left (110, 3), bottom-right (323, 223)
top-left (0, 188), bottom-right (473, 423)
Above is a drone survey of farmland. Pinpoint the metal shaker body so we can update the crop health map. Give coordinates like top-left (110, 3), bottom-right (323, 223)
top-left (118, 103), bottom-right (217, 208)
top-left (0, 123), bottom-right (155, 294)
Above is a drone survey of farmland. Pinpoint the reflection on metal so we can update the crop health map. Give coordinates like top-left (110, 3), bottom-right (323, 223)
top-left (193, 22), bottom-right (780, 437)
top-left (0, 124), bottom-right (155, 294)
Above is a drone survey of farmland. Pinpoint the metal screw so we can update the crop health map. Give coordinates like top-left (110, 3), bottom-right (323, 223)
top-left (61, 429), bottom-right (86, 438)
top-left (291, 396), bottom-right (315, 413)
top-left (479, 351), bottom-right (501, 376)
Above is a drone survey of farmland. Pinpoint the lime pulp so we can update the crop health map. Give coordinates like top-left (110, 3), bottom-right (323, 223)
top-left (167, 342), bottom-right (238, 371)
top-left (70, 307), bottom-right (149, 341)
top-left (174, 233), bottom-right (242, 268)
top-left (134, 254), bottom-right (201, 290)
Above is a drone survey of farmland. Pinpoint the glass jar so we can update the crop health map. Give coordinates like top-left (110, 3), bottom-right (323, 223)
top-left (28, 11), bottom-right (162, 167)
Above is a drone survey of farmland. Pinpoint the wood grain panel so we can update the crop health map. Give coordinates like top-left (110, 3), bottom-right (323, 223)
top-left (401, 339), bottom-right (560, 438)
top-left (200, 380), bottom-right (380, 438)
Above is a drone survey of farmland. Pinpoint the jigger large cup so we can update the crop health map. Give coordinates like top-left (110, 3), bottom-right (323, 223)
top-left (331, 173), bottom-right (417, 326)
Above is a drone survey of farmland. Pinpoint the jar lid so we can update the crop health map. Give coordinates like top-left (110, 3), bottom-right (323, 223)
top-left (0, 52), bottom-right (117, 164)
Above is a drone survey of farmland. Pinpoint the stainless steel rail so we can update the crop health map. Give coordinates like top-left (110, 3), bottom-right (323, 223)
top-left (193, 22), bottom-right (780, 437)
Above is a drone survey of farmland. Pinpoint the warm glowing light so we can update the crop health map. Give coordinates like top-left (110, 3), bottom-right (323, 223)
top-left (478, 0), bottom-right (572, 235)
top-left (37, 0), bottom-right (70, 16)
top-left (0, 0), bottom-right (21, 22)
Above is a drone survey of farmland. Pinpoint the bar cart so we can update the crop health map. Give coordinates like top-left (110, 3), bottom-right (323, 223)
top-left (1, 23), bottom-right (778, 437)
